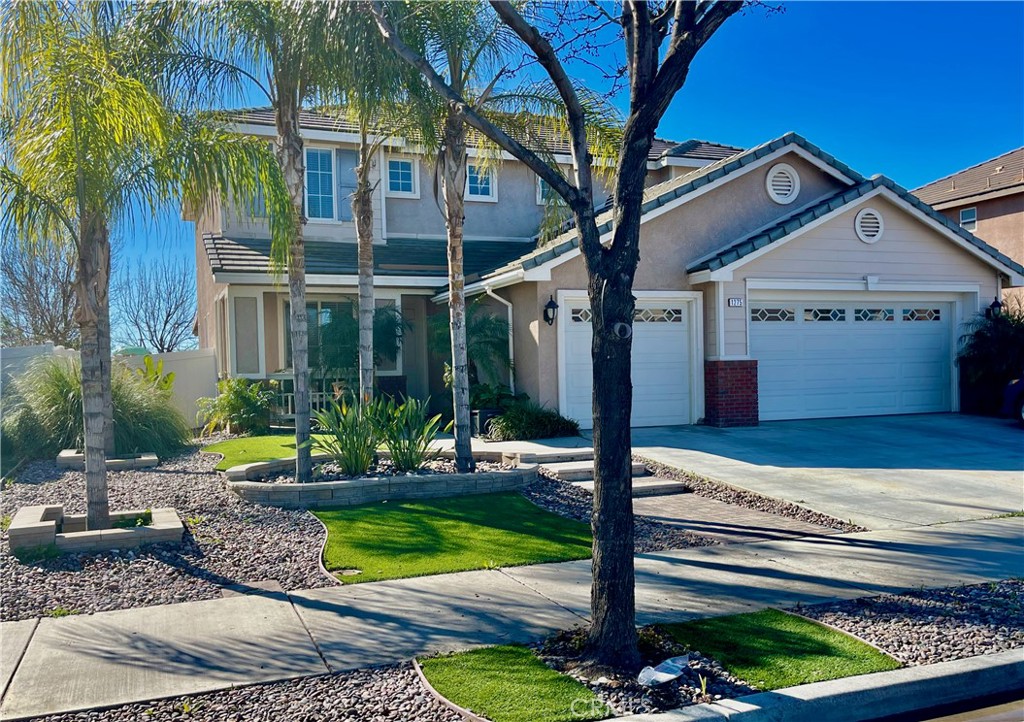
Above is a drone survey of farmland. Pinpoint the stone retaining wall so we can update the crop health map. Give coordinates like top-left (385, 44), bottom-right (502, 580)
top-left (227, 465), bottom-right (538, 509)
top-left (8, 505), bottom-right (183, 553)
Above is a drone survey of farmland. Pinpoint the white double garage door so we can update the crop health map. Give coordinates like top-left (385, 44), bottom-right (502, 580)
top-left (559, 290), bottom-right (957, 427)
top-left (750, 292), bottom-right (956, 421)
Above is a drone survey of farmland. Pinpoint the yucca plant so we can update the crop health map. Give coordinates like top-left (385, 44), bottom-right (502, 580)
top-left (371, 397), bottom-right (445, 472)
top-left (1, 355), bottom-right (192, 464)
top-left (312, 400), bottom-right (378, 477)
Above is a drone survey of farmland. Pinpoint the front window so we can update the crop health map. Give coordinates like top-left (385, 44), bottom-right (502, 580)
top-left (305, 149), bottom-right (334, 219)
top-left (388, 159), bottom-right (415, 195)
top-left (467, 164), bottom-right (495, 200)
top-left (959, 207), bottom-right (977, 231)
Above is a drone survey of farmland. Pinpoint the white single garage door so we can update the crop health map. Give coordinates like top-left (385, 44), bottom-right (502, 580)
top-left (750, 297), bottom-right (954, 421)
top-left (560, 297), bottom-right (696, 429)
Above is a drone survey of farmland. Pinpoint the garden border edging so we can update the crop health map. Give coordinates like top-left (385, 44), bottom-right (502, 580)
top-left (226, 465), bottom-right (538, 509)
top-left (617, 647), bottom-right (1024, 721)
top-left (411, 658), bottom-right (490, 722)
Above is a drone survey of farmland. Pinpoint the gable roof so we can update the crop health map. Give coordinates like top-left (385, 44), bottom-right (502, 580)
top-left (688, 175), bottom-right (1024, 278)
top-left (913, 147), bottom-right (1024, 209)
top-left (203, 233), bottom-right (529, 280)
top-left (477, 131), bottom-right (862, 280)
top-left (223, 107), bottom-right (742, 164)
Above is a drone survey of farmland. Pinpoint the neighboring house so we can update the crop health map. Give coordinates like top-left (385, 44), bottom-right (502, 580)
top-left (913, 147), bottom-right (1024, 303)
top-left (188, 110), bottom-right (1024, 428)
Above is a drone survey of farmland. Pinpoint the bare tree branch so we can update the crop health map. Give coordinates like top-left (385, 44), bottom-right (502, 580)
top-left (1, 232), bottom-right (79, 348)
top-left (113, 255), bottom-right (197, 353)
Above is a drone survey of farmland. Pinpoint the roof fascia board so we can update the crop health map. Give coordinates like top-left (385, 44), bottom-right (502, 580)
top-left (230, 122), bottom-right (381, 145)
top-left (651, 156), bottom-right (709, 170)
top-left (930, 184), bottom-right (1024, 210)
top-left (434, 268), bottom-right (525, 303)
top-left (214, 271), bottom-right (445, 288)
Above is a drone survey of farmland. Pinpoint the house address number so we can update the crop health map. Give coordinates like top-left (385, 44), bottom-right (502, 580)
top-left (728, 298), bottom-right (744, 308)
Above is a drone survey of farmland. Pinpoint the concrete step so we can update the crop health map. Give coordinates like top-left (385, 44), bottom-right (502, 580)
top-left (540, 459), bottom-right (646, 482)
top-left (573, 477), bottom-right (689, 497)
top-left (513, 449), bottom-right (595, 465)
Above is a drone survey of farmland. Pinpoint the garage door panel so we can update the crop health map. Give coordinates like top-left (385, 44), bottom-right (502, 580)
top-left (751, 298), bottom-right (953, 421)
top-left (562, 300), bottom-right (694, 429)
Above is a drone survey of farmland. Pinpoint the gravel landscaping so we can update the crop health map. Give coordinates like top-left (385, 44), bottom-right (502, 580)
top-left (0, 446), bottom-right (332, 622)
top-left (523, 474), bottom-right (715, 553)
top-left (25, 664), bottom-right (462, 722)
top-left (796, 579), bottom-right (1024, 665)
top-left (636, 456), bottom-right (867, 534)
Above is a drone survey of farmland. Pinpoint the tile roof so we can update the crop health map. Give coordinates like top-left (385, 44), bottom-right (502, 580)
top-left (480, 131), bottom-right (863, 279)
top-left (203, 233), bottom-right (532, 282)
top-left (222, 107), bottom-right (741, 163)
top-left (913, 147), bottom-right (1024, 207)
top-left (688, 175), bottom-right (1024, 277)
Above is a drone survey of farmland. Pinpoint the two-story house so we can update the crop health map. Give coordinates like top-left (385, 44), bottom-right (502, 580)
top-left (913, 147), bottom-right (1024, 303)
top-left (189, 109), bottom-right (1023, 427)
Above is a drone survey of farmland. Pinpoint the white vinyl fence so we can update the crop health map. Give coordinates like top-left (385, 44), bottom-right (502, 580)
top-left (1, 345), bottom-right (217, 429)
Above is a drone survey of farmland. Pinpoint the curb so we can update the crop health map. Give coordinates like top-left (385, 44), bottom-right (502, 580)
top-left (617, 648), bottom-right (1024, 721)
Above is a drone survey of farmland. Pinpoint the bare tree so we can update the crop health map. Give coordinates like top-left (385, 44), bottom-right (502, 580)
top-left (372, 0), bottom-right (743, 669)
top-left (1, 232), bottom-right (80, 348)
top-left (114, 256), bottom-right (198, 353)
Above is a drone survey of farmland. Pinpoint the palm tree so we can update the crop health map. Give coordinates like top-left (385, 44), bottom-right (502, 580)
top-left (181, 1), bottom-right (346, 483)
top-left (1, 1), bottom-right (292, 528)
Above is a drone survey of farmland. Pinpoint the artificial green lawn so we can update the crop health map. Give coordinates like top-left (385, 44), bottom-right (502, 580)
top-left (314, 492), bottom-right (592, 583)
top-left (204, 434), bottom-right (325, 471)
top-left (664, 608), bottom-right (901, 690)
top-left (419, 646), bottom-right (610, 722)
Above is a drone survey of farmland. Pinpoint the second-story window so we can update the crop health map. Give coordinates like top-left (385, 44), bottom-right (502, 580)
top-left (537, 177), bottom-right (553, 205)
top-left (387, 159), bottom-right (416, 196)
top-left (467, 164), bottom-right (495, 201)
top-left (959, 207), bottom-right (977, 232)
top-left (306, 148), bottom-right (335, 220)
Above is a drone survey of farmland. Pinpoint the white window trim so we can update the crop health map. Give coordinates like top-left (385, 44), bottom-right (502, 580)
top-left (466, 164), bottom-right (498, 203)
top-left (303, 145), bottom-right (355, 225)
top-left (766, 162), bottom-right (801, 205)
top-left (384, 156), bottom-right (420, 199)
top-left (959, 206), bottom-right (977, 231)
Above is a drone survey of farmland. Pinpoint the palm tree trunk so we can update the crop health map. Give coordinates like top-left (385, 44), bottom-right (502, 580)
top-left (355, 128), bottom-right (375, 405)
top-left (75, 212), bottom-right (111, 530)
top-left (442, 111), bottom-right (474, 473)
top-left (98, 262), bottom-right (115, 456)
top-left (277, 98), bottom-right (312, 483)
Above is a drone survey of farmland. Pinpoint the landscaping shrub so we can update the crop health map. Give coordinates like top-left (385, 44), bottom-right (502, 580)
top-left (370, 396), bottom-right (445, 472)
top-left (197, 378), bottom-right (276, 435)
top-left (487, 402), bottom-right (580, 441)
top-left (0, 355), bottom-right (191, 465)
top-left (957, 298), bottom-right (1024, 415)
top-left (312, 400), bottom-right (378, 476)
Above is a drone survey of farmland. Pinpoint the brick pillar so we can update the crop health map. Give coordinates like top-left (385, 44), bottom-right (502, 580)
top-left (704, 360), bottom-right (759, 427)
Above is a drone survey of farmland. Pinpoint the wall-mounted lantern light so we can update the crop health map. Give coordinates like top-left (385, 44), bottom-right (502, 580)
top-left (985, 296), bottom-right (1004, 320)
top-left (543, 295), bottom-right (559, 326)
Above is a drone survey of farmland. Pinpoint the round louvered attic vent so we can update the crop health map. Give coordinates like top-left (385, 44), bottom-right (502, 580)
top-left (855, 208), bottom-right (884, 243)
top-left (766, 163), bottom-right (800, 204)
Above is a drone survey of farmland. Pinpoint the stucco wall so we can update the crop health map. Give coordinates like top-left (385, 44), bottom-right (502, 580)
top-left (939, 193), bottom-right (1024, 265)
top-left (193, 201), bottom-right (227, 357)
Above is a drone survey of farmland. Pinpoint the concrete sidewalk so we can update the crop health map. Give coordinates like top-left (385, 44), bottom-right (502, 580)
top-left (2, 516), bottom-right (1021, 720)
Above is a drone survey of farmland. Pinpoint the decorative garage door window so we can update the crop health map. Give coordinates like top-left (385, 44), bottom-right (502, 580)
top-left (634, 308), bottom-right (683, 323)
top-left (804, 308), bottom-right (846, 322)
top-left (570, 308), bottom-right (592, 323)
top-left (751, 308), bottom-right (795, 322)
top-left (855, 308), bottom-right (895, 322)
top-left (903, 308), bottom-right (942, 321)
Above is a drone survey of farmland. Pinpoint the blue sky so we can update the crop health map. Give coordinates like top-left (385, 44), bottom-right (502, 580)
top-left (129, 1), bottom-right (1024, 277)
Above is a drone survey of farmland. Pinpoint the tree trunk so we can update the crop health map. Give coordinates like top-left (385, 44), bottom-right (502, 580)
top-left (75, 212), bottom-right (111, 530)
top-left (442, 112), bottom-right (474, 473)
top-left (355, 128), bottom-right (375, 405)
top-left (277, 99), bottom-right (312, 483)
top-left (98, 254), bottom-right (115, 456)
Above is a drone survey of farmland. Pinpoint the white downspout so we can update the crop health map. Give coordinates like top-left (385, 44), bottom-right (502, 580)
top-left (484, 286), bottom-right (515, 394)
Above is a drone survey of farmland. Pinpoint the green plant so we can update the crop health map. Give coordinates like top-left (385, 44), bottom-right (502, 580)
top-left (958, 298), bottom-right (1024, 415)
top-left (487, 402), bottom-right (581, 441)
top-left (0, 356), bottom-right (191, 465)
top-left (370, 396), bottom-right (445, 472)
top-left (14, 543), bottom-right (61, 564)
top-left (45, 606), bottom-right (79, 618)
top-left (196, 378), bottom-right (277, 436)
top-left (111, 509), bottom-right (153, 528)
top-left (134, 355), bottom-right (175, 393)
top-left (429, 300), bottom-right (512, 386)
top-left (312, 305), bottom-right (410, 380)
top-left (311, 400), bottom-right (378, 476)
top-left (1, 515), bottom-right (11, 532)
top-left (469, 383), bottom-right (524, 410)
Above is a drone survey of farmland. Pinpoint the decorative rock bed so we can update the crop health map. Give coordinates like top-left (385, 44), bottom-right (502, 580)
top-left (7, 504), bottom-right (183, 554)
top-left (227, 464), bottom-right (538, 509)
top-left (56, 450), bottom-right (159, 471)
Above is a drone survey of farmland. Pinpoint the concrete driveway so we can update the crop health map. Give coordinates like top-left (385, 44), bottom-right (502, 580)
top-left (630, 414), bottom-right (1024, 531)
